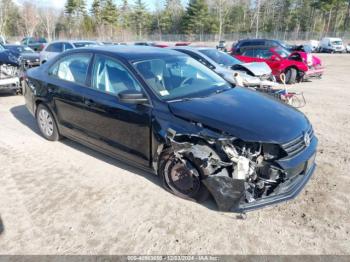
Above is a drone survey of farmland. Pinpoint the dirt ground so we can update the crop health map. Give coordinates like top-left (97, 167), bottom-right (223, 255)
top-left (0, 54), bottom-right (349, 255)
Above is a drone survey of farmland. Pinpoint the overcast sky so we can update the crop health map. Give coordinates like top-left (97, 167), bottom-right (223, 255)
top-left (17, 0), bottom-right (189, 11)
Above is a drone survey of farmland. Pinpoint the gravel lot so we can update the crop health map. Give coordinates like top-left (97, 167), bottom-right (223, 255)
top-left (0, 54), bottom-right (349, 255)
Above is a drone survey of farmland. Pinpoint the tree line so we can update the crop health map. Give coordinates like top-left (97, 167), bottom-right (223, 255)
top-left (1, 0), bottom-right (350, 42)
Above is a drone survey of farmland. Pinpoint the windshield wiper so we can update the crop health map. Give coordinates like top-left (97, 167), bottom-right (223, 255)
top-left (168, 97), bottom-right (195, 103)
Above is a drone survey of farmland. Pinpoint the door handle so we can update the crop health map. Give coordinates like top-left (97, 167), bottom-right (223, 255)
top-left (84, 98), bottom-right (94, 107)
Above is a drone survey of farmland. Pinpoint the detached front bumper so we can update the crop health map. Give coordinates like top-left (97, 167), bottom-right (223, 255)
top-left (203, 135), bottom-right (318, 213)
top-left (234, 162), bottom-right (316, 213)
top-left (304, 66), bottom-right (324, 79)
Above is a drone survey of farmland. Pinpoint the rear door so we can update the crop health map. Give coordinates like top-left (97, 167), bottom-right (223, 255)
top-left (80, 54), bottom-right (152, 166)
top-left (46, 52), bottom-right (93, 138)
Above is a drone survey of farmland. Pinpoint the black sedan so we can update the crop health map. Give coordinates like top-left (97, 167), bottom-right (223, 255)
top-left (4, 44), bottom-right (40, 68)
top-left (23, 46), bottom-right (318, 212)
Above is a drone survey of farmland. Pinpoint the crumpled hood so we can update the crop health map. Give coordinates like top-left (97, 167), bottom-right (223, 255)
top-left (168, 87), bottom-right (309, 143)
top-left (216, 67), bottom-right (278, 87)
top-left (232, 62), bottom-right (272, 76)
top-left (0, 50), bottom-right (20, 66)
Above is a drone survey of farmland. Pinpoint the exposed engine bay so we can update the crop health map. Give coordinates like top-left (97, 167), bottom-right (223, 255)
top-left (0, 64), bottom-right (20, 91)
top-left (164, 128), bottom-right (289, 212)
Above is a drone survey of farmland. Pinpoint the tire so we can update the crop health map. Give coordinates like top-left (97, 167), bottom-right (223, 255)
top-left (36, 104), bottom-right (60, 141)
top-left (285, 68), bottom-right (297, 84)
top-left (158, 148), bottom-right (210, 202)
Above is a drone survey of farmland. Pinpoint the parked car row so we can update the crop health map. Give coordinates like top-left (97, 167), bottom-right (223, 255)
top-left (18, 43), bottom-right (319, 213)
top-left (1, 36), bottom-right (325, 107)
top-left (231, 39), bottom-right (324, 84)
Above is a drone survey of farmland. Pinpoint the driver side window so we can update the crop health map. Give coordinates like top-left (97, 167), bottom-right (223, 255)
top-left (91, 55), bottom-right (142, 95)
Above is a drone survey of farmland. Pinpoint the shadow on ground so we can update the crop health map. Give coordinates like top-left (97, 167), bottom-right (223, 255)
top-left (0, 90), bottom-right (17, 97)
top-left (10, 104), bottom-right (41, 135)
top-left (10, 105), bottom-right (218, 212)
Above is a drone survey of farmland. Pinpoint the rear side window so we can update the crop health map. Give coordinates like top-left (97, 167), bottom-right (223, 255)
top-left (64, 43), bottom-right (74, 51)
top-left (91, 55), bottom-right (142, 95)
top-left (254, 48), bottom-right (273, 59)
top-left (49, 53), bottom-right (92, 85)
top-left (241, 49), bottom-right (256, 57)
top-left (46, 43), bottom-right (63, 52)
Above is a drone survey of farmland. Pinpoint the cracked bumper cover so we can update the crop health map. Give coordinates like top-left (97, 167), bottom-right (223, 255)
top-left (203, 137), bottom-right (318, 213)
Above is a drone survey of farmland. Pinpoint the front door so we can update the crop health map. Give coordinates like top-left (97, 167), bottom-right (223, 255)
top-left (81, 54), bottom-right (152, 167)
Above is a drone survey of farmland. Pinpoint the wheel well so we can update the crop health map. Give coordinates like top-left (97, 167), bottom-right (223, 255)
top-left (34, 100), bottom-right (43, 116)
top-left (285, 66), bottom-right (299, 73)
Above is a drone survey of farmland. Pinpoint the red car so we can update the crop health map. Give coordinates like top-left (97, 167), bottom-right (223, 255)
top-left (234, 46), bottom-right (324, 84)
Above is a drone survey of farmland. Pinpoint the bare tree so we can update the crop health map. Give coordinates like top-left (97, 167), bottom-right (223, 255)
top-left (39, 7), bottom-right (59, 41)
top-left (21, 1), bottom-right (40, 36)
top-left (216, 0), bottom-right (231, 40)
top-left (0, 0), bottom-right (10, 37)
top-left (208, 0), bottom-right (232, 40)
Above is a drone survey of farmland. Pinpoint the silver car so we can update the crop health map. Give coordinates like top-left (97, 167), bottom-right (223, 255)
top-left (40, 40), bottom-right (99, 64)
top-left (173, 47), bottom-right (277, 88)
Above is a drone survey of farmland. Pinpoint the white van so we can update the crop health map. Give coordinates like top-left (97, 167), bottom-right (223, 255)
top-left (319, 37), bottom-right (345, 53)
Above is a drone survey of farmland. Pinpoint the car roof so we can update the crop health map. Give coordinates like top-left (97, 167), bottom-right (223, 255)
top-left (4, 44), bottom-right (24, 47)
top-left (172, 46), bottom-right (214, 52)
top-left (238, 38), bottom-right (283, 43)
top-left (323, 37), bottom-right (342, 41)
top-left (70, 45), bottom-right (186, 61)
top-left (47, 40), bottom-right (97, 44)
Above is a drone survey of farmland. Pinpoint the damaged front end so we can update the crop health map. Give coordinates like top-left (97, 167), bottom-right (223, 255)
top-left (0, 50), bottom-right (20, 91)
top-left (163, 127), bottom-right (317, 212)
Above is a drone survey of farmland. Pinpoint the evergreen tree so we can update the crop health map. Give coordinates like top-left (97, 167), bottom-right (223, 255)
top-left (181, 0), bottom-right (211, 37)
top-left (131, 0), bottom-right (150, 38)
top-left (64, 0), bottom-right (87, 37)
top-left (101, 0), bottom-right (118, 26)
top-left (120, 0), bottom-right (131, 31)
top-left (90, 0), bottom-right (102, 24)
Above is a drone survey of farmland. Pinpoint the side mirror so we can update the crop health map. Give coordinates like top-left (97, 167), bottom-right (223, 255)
top-left (118, 90), bottom-right (148, 104)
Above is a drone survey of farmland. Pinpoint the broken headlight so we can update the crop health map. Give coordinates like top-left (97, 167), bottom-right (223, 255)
top-left (262, 144), bottom-right (286, 160)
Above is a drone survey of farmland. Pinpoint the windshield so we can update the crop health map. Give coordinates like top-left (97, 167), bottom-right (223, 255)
top-left (8, 46), bottom-right (34, 53)
top-left (134, 56), bottom-right (230, 101)
top-left (331, 40), bottom-right (343, 45)
top-left (274, 47), bottom-right (291, 58)
top-left (199, 49), bottom-right (242, 67)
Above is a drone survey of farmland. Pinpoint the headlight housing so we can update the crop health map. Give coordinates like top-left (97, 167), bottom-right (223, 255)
top-left (262, 144), bottom-right (286, 160)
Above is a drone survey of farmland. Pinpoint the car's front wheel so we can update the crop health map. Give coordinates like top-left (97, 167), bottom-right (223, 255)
top-left (158, 149), bottom-right (210, 202)
top-left (284, 68), bottom-right (297, 84)
top-left (36, 104), bottom-right (60, 141)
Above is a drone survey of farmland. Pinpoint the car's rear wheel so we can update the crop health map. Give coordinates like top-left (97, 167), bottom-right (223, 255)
top-left (284, 68), bottom-right (297, 84)
top-left (36, 104), bottom-right (60, 141)
top-left (159, 149), bottom-right (210, 202)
